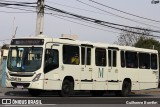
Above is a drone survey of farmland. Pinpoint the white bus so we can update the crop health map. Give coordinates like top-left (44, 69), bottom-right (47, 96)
top-left (6, 35), bottom-right (159, 97)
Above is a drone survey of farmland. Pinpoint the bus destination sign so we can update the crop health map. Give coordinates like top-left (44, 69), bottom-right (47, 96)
top-left (11, 39), bottom-right (44, 45)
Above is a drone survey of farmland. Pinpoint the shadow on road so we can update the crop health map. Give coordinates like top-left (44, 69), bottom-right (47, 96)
top-left (5, 91), bottom-right (30, 97)
top-left (4, 91), bottom-right (154, 97)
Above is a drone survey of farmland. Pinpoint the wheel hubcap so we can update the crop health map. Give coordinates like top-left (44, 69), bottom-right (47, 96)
top-left (63, 84), bottom-right (70, 94)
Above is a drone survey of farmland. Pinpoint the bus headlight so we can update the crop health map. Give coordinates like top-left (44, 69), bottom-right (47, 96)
top-left (6, 73), bottom-right (10, 80)
top-left (32, 73), bottom-right (41, 82)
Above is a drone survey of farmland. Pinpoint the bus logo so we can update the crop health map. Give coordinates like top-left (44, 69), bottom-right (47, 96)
top-left (98, 68), bottom-right (104, 78)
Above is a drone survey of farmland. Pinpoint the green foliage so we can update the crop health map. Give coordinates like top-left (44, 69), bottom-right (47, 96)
top-left (134, 36), bottom-right (160, 55)
top-left (134, 37), bottom-right (160, 52)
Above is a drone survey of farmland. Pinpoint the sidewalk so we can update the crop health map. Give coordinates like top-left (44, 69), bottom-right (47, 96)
top-left (132, 88), bottom-right (160, 95)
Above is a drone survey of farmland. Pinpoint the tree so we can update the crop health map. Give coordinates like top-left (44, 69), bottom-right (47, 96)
top-left (134, 37), bottom-right (160, 51)
top-left (115, 27), bottom-right (151, 46)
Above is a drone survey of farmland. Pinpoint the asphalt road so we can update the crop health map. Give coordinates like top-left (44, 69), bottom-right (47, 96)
top-left (0, 88), bottom-right (160, 104)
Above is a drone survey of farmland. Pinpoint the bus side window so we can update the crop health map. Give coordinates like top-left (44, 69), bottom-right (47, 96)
top-left (108, 50), bottom-right (111, 67)
top-left (87, 48), bottom-right (91, 65)
top-left (139, 53), bottom-right (150, 69)
top-left (108, 50), bottom-right (117, 67)
top-left (81, 47), bottom-right (85, 65)
top-left (63, 45), bottom-right (79, 65)
top-left (95, 48), bottom-right (106, 66)
top-left (113, 50), bottom-right (117, 67)
top-left (44, 49), bottom-right (59, 73)
top-left (121, 51), bottom-right (125, 67)
top-left (151, 54), bottom-right (158, 70)
top-left (125, 51), bottom-right (138, 68)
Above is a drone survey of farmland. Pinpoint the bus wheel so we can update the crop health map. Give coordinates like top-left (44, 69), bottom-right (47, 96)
top-left (28, 89), bottom-right (41, 97)
top-left (90, 90), bottom-right (105, 97)
top-left (58, 79), bottom-right (74, 97)
top-left (115, 81), bottom-right (131, 97)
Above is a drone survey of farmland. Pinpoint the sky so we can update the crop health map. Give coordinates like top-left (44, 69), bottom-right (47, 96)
top-left (0, 0), bottom-right (160, 46)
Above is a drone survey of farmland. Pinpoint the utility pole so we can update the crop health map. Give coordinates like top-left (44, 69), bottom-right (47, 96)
top-left (12, 26), bottom-right (18, 38)
top-left (36, 0), bottom-right (45, 36)
top-left (12, 17), bottom-right (15, 37)
top-left (12, 17), bottom-right (18, 38)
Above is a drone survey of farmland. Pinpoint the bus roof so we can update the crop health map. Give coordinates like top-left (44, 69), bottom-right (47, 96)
top-left (11, 35), bottom-right (158, 53)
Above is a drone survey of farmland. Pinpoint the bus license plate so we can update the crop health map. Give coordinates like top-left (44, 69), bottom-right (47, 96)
top-left (17, 85), bottom-right (23, 88)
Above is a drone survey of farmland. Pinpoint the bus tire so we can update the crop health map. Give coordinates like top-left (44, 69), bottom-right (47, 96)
top-left (115, 81), bottom-right (131, 97)
top-left (90, 90), bottom-right (105, 97)
top-left (58, 79), bottom-right (74, 97)
top-left (28, 89), bottom-right (41, 97)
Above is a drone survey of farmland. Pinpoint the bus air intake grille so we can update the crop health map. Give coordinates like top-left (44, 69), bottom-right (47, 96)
top-left (11, 82), bottom-right (30, 88)
top-left (10, 74), bottom-right (34, 77)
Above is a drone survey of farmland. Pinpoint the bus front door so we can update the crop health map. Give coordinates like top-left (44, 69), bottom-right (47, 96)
top-left (43, 43), bottom-right (61, 90)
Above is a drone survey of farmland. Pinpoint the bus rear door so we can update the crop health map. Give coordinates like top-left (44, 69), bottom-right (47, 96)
top-left (80, 45), bottom-right (93, 90)
top-left (107, 47), bottom-right (119, 90)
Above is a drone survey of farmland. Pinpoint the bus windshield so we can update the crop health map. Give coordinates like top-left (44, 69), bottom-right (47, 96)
top-left (7, 47), bottom-right (43, 72)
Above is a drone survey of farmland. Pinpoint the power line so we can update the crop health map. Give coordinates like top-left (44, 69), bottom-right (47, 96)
top-left (1, 0), bottom-right (160, 33)
top-left (45, 5), bottom-right (160, 38)
top-left (45, 13), bottom-right (121, 34)
top-left (76, 0), bottom-right (160, 29)
top-left (0, 1), bottom-right (36, 42)
top-left (0, 2), bottom-right (36, 8)
top-left (88, 0), bottom-right (160, 23)
top-left (46, 12), bottom-right (121, 34)
top-left (151, 0), bottom-right (160, 4)
top-left (3, 6), bottom-right (36, 13)
top-left (46, 9), bottom-right (121, 33)
top-left (0, 0), bottom-right (36, 4)
top-left (46, 11), bottom-right (83, 20)
top-left (0, 3), bottom-right (36, 8)
top-left (0, 1), bottom-right (37, 12)
top-left (46, 1), bottom-right (160, 29)
top-left (0, 10), bottom-right (35, 13)
top-left (1, 1), bottom-right (160, 39)
top-left (45, 1), bottom-right (112, 16)
top-left (45, 5), bottom-right (160, 34)
top-left (46, 10), bottom-right (142, 35)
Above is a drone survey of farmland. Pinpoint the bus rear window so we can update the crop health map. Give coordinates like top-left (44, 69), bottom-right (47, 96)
top-left (151, 54), bottom-right (158, 70)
